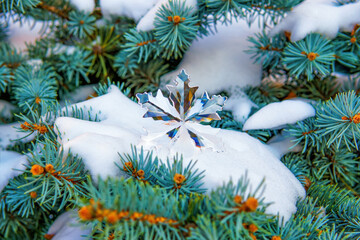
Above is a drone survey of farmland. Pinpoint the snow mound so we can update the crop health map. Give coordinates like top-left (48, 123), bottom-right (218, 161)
top-left (161, 18), bottom-right (262, 94)
top-left (0, 151), bottom-right (27, 192)
top-left (55, 86), bottom-right (305, 222)
top-left (243, 100), bottom-right (315, 131)
top-left (271, 0), bottom-right (360, 41)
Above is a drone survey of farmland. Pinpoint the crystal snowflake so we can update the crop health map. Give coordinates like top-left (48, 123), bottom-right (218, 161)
top-left (136, 70), bottom-right (226, 147)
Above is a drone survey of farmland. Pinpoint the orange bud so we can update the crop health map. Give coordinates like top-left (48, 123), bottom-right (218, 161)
top-left (244, 197), bottom-right (258, 212)
top-left (35, 96), bottom-right (41, 104)
top-left (248, 224), bottom-right (258, 233)
top-left (31, 164), bottom-right (44, 175)
top-left (124, 162), bottom-right (133, 171)
top-left (20, 122), bottom-right (32, 130)
top-left (167, 16), bottom-right (173, 22)
top-left (307, 52), bottom-right (319, 61)
top-left (44, 234), bottom-right (55, 240)
top-left (234, 195), bottom-right (242, 204)
top-left (30, 191), bottom-right (37, 199)
top-left (137, 169), bottom-right (145, 177)
top-left (78, 205), bottom-right (93, 220)
top-left (45, 164), bottom-right (55, 173)
top-left (173, 15), bottom-right (181, 24)
top-left (173, 173), bottom-right (186, 185)
top-left (352, 113), bottom-right (360, 124)
top-left (106, 211), bottom-right (119, 224)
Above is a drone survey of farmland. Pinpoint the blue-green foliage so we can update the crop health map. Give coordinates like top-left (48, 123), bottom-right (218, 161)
top-left (283, 33), bottom-right (335, 80)
top-left (316, 91), bottom-right (360, 150)
top-left (68, 11), bottom-right (96, 39)
top-left (13, 64), bottom-right (58, 112)
top-left (114, 51), bottom-right (138, 77)
top-left (154, 156), bottom-right (206, 197)
top-left (0, 43), bottom-right (24, 70)
top-left (1, 0), bottom-right (39, 14)
top-left (154, 0), bottom-right (199, 59)
top-left (285, 117), bottom-right (325, 153)
top-left (280, 153), bottom-right (309, 186)
top-left (122, 29), bottom-right (159, 63)
top-left (0, 62), bottom-right (11, 93)
top-left (0, 23), bottom-right (8, 41)
top-left (82, 177), bottom-right (182, 239)
top-left (56, 49), bottom-right (92, 87)
top-left (23, 139), bottom-right (88, 211)
top-left (247, 31), bottom-right (287, 70)
top-left (118, 146), bottom-right (206, 198)
top-left (118, 145), bottom-right (159, 184)
top-left (93, 78), bottom-right (132, 99)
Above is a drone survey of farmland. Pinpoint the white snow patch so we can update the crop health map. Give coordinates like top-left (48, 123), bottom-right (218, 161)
top-left (224, 91), bottom-right (257, 123)
top-left (0, 151), bottom-right (27, 192)
top-left (60, 85), bottom-right (97, 104)
top-left (7, 18), bottom-right (44, 51)
top-left (161, 18), bottom-right (262, 94)
top-left (69, 0), bottom-right (95, 13)
top-left (46, 210), bottom-right (92, 240)
top-left (0, 123), bottom-right (35, 149)
top-left (0, 100), bottom-right (16, 119)
top-left (243, 100), bottom-right (315, 131)
top-left (55, 86), bottom-right (305, 222)
top-left (100, 0), bottom-right (159, 21)
top-left (266, 132), bottom-right (303, 159)
top-left (271, 0), bottom-right (360, 41)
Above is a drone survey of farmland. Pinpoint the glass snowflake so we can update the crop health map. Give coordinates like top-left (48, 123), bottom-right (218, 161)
top-left (136, 70), bottom-right (226, 147)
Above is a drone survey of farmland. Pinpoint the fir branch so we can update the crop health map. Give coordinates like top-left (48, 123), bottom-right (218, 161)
top-left (35, 1), bottom-right (70, 20)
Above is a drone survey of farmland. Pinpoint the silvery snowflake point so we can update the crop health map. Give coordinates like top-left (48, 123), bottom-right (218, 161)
top-left (136, 70), bottom-right (227, 148)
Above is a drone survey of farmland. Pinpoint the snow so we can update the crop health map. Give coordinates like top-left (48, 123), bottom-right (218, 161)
top-left (69, 0), bottom-right (95, 13)
top-left (100, 0), bottom-right (159, 21)
top-left (46, 210), bottom-right (92, 240)
top-left (7, 18), bottom-right (44, 51)
top-left (136, 0), bottom-right (198, 31)
top-left (55, 85), bottom-right (305, 222)
top-left (266, 132), bottom-right (303, 159)
top-left (0, 100), bottom-right (16, 119)
top-left (0, 123), bottom-right (35, 150)
top-left (271, 0), bottom-right (360, 41)
top-left (161, 18), bottom-right (263, 95)
top-left (243, 100), bottom-right (315, 131)
top-left (223, 89), bottom-right (257, 123)
top-left (0, 151), bottom-right (27, 192)
top-left (60, 85), bottom-right (97, 105)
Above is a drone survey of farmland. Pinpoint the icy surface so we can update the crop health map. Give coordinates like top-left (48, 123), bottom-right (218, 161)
top-left (161, 18), bottom-right (262, 94)
top-left (243, 100), bottom-right (315, 131)
top-left (137, 0), bottom-right (198, 31)
top-left (46, 210), bottom-right (91, 240)
top-left (55, 85), bottom-right (305, 221)
top-left (0, 151), bottom-right (27, 192)
top-left (271, 0), bottom-right (360, 41)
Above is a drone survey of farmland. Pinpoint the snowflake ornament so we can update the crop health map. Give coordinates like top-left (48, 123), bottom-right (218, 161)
top-left (136, 70), bottom-right (226, 148)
